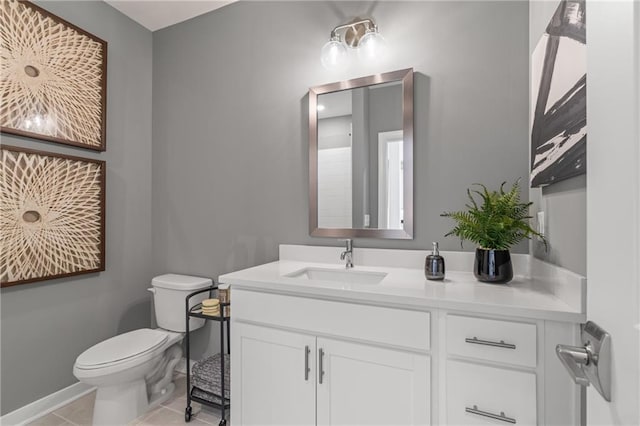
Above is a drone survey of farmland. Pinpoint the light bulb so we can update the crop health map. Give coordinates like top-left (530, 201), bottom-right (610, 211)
top-left (358, 30), bottom-right (387, 61)
top-left (320, 38), bottom-right (347, 70)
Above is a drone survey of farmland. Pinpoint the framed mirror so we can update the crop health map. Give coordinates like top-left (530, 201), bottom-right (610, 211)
top-left (309, 68), bottom-right (413, 239)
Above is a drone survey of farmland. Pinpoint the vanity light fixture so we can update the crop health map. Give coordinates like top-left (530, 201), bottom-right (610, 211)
top-left (320, 17), bottom-right (386, 70)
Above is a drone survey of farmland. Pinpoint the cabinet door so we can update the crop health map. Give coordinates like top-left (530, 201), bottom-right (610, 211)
top-left (316, 338), bottom-right (430, 426)
top-left (231, 323), bottom-right (316, 426)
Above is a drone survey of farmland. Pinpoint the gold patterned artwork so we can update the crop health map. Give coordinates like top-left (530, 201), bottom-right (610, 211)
top-left (0, 146), bottom-right (105, 287)
top-left (0, 0), bottom-right (107, 150)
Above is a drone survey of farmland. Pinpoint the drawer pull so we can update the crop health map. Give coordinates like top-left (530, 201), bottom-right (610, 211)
top-left (466, 405), bottom-right (516, 424)
top-left (465, 336), bottom-right (516, 350)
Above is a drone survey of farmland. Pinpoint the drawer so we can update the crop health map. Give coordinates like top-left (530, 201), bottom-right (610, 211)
top-left (233, 289), bottom-right (430, 351)
top-left (447, 315), bottom-right (536, 368)
top-left (447, 360), bottom-right (537, 425)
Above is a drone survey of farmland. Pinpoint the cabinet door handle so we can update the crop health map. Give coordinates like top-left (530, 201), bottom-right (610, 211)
top-left (465, 337), bottom-right (516, 350)
top-left (304, 345), bottom-right (310, 381)
top-left (465, 405), bottom-right (516, 424)
top-left (318, 348), bottom-right (325, 384)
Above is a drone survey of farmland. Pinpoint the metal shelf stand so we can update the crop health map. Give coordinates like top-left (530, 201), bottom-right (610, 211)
top-left (184, 284), bottom-right (230, 425)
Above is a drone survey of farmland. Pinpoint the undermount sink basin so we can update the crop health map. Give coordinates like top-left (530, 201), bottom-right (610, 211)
top-left (286, 267), bottom-right (387, 285)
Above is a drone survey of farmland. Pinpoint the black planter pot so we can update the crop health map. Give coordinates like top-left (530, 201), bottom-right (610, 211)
top-left (474, 248), bottom-right (513, 284)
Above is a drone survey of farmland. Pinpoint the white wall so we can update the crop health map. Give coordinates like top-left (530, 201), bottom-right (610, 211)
top-left (318, 147), bottom-right (353, 228)
top-left (318, 115), bottom-right (353, 227)
top-left (586, 1), bottom-right (639, 423)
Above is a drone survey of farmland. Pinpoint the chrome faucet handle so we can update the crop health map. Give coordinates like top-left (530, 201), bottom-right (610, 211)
top-left (339, 239), bottom-right (354, 268)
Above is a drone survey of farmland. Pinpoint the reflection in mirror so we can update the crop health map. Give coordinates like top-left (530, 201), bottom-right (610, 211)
top-left (378, 128), bottom-right (404, 229)
top-left (317, 82), bottom-right (403, 229)
top-left (309, 68), bottom-right (413, 239)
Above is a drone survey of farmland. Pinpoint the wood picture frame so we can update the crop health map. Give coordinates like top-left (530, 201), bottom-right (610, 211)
top-left (0, 0), bottom-right (108, 151)
top-left (0, 145), bottom-right (106, 287)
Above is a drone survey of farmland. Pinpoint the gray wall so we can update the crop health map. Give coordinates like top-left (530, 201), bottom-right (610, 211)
top-left (529, 1), bottom-right (587, 275)
top-left (152, 1), bottom-right (530, 280)
top-left (352, 88), bottom-right (370, 228)
top-left (368, 83), bottom-right (403, 228)
top-left (0, 1), bottom-right (153, 415)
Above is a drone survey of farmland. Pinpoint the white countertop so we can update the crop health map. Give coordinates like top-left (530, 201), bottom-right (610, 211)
top-left (219, 245), bottom-right (586, 323)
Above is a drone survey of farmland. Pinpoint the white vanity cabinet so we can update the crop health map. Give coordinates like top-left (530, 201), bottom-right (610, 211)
top-left (231, 289), bottom-right (580, 426)
top-left (231, 289), bottom-right (432, 426)
top-left (223, 245), bottom-right (584, 426)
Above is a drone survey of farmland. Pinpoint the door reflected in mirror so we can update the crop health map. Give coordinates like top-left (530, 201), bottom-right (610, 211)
top-left (378, 129), bottom-right (404, 230)
top-left (310, 69), bottom-right (413, 239)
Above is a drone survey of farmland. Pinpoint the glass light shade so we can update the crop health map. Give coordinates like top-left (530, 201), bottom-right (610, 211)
top-left (320, 39), bottom-right (347, 70)
top-left (358, 31), bottom-right (387, 61)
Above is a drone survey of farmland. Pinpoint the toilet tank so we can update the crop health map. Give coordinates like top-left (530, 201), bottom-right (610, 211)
top-left (151, 274), bottom-right (212, 332)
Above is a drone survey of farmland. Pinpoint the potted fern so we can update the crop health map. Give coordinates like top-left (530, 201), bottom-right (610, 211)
top-left (441, 181), bottom-right (545, 283)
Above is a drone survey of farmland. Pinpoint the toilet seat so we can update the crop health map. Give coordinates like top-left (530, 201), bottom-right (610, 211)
top-left (75, 328), bottom-right (168, 372)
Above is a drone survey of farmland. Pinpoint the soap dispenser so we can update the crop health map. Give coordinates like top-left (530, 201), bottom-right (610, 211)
top-left (425, 242), bottom-right (445, 281)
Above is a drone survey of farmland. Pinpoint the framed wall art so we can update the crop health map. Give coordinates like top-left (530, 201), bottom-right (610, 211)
top-left (530, 0), bottom-right (586, 187)
top-left (0, 145), bottom-right (106, 287)
top-left (0, 0), bottom-right (107, 151)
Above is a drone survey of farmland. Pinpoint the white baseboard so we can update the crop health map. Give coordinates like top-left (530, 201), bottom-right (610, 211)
top-left (1, 381), bottom-right (95, 426)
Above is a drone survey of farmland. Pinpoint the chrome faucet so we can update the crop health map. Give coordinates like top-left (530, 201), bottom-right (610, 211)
top-left (340, 239), bottom-right (354, 269)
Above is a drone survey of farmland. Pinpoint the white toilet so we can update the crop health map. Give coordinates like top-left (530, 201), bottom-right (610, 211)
top-left (73, 274), bottom-right (212, 425)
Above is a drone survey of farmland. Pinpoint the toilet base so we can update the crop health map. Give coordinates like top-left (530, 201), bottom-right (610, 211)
top-left (91, 381), bottom-right (178, 424)
top-left (149, 381), bottom-right (176, 409)
top-left (93, 379), bottom-right (148, 425)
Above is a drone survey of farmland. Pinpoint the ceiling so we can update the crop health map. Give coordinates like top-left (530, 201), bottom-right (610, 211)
top-left (104, 0), bottom-right (237, 31)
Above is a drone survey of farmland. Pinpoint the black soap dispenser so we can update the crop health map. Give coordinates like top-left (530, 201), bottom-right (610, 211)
top-left (425, 242), bottom-right (445, 281)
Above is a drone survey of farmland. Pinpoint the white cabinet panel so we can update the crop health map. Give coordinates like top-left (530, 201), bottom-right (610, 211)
top-left (231, 323), bottom-right (316, 426)
top-left (446, 360), bottom-right (536, 426)
top-left (317, 338), bottom-right (430, 426)
top-left (447, 315), bottom-right (537, 368)
top-left (234, 289), bottom-right (431, 351)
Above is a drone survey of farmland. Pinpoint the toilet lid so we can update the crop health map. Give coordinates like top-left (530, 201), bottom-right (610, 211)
top-left (76, 328), bottom-right (168, 368)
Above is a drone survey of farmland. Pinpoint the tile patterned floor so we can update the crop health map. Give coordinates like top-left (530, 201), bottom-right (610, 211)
top-left (26, 374), bottom-right (225, 426)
